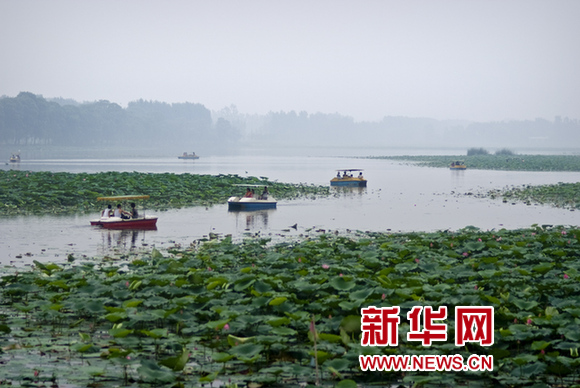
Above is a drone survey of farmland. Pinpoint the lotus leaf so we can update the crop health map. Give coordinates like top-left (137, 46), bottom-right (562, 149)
top-left (137, 360), bottom-right (176, 383)
top-left (230, 343), bottom-right (264, 359)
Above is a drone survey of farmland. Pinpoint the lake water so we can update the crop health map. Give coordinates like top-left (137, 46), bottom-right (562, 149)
top-left (2, 153), bottom-right (579, 266)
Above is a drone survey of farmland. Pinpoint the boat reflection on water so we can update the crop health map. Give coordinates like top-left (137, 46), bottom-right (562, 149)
top-left (229, 209), bottom-right (275, 232)
top-left (330, 186), bottom-right (367, 197)
top-left (97, 228), bottom-right (157, 255)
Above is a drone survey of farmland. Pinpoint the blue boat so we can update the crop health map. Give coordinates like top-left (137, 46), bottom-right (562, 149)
top-left (228, 185), bottom-right (276, 211)
top-left (330, 169), bottom-right (367, 187)
top-left (227, 196), bottom-right (277, 211)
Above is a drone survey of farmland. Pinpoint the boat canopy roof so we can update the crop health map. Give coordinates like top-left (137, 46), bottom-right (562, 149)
top-left (336, 169), bottom-right (364, 172)
top-left (97, 195), bottom-right (150, 201)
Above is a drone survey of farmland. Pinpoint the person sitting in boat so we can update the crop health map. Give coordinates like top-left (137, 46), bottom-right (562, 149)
top-left (114, 204), bottom-right (131, 219)
top-left (358, 172), bottom-right (364, 179)
top-left (244, 187), bottom-right (253, 197)
top-left (336, 172), bottom-right (341, 178)
top-left (101, 204), bottom-right (112, 218)
top-left (260, 186), bottom-right (269, 200)
top-left (130, 202), bottom-right (139, 218)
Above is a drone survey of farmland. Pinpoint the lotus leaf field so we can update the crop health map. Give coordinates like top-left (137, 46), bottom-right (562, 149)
top-left (0, 170), bottom-right (329, 216)
top-left (1, 226), bottom-right (580, 387)
top-left (374, 155), bottom-right (580, 172)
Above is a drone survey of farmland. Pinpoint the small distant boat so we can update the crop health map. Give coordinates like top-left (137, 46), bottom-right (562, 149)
top-left (9, 154), bottom-right (20, 163)
top-left (90, 195), bottom-right (158, 229)
top-left (178, 152), bottom-right (199, 160)
top-left (330, 169), bottom-right (367, 187)
top-left (228, 185), bottom-right (276, 211)
top-left (450, 161), bottom-right (467, 170)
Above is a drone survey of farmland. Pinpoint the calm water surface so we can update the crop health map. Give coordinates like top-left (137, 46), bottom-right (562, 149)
top-left (2, 154), bottom-right (579, 266)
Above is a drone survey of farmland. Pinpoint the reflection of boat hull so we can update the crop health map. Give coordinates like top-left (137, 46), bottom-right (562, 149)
top-left (90, 216), bottom-right (158, 230)
top-left (330, 178), bottom-right (367, 187)
top-left (227, 197), bottom-right (277, 211)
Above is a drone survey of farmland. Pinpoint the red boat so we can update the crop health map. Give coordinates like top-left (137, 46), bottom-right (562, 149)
top-left (90, 195), bottom-right (158, 230)
top-left (90, 216), bottom-right (158, 229)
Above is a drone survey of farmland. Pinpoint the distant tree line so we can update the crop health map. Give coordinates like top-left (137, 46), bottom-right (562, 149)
top-left (226, 110), bottom-right (580, 150)
top-left (2, 92), bottom-right (579, 152)
top-left (0, 92), bottom-right (240, 150)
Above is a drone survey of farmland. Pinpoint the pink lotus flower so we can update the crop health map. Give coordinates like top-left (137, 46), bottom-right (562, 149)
top-left (298, 258), bottom-right (302, 263)
top-left (514, 318), bottom-right (518, 323)
top-left (207, 267), bottom-right (212, 271)
top-left (527, 319), bottom-right (532, 325)
top-left (564, 274), bottom-right (570, 279)
top-left (309, 320), bottom-right (316, 335)
top-left (223, 323), bottom-right (230, 331)
top-left (462, 252), bottom-right (469, 257)
top-left (381, 293), bottom-right (386, 300)
top-left (474, 285), bottom-right (478, 290)
top-left (415, 258), bottom-right (419, 263)
top-left (339, 273), bottom-right (343, 277)
top-left (562, 230), bottom-right (567, 235)
top-left (322, 264), bottom-right (329, 269)
top-left (478, 238), bottom-right (482, 242)
top-left (125, 281), bottom-right (130, 287)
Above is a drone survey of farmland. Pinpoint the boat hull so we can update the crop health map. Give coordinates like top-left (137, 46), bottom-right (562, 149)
top-left (227, 197), bottom-right (277, 211)
top-left (450, 166), bottom-right (466, 170)
top-left (178, 156), bottom-right (199, 160)
top-left (330, 178), bottom-right (367, 187)
top-left (90, 216), bottom-right (158, 230)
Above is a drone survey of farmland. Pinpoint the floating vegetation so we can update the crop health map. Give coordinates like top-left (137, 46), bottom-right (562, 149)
top-left (372, 154), bottom-right (580, 171)
top-left (0, 170), bottom-right (329, 216)
top-left (489, 182), bottom-right (580, 210)
top-left (1, 226), bottom-right (579, 386)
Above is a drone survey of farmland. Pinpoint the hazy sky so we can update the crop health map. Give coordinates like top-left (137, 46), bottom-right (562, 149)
top-left (1, 0), bottom-right (578, 122)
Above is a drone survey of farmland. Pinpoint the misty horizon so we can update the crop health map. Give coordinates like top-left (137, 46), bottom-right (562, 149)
top-left (2, 92), bottom-right (579, 156)
top-left (1, 91), bottom-right (576, 126)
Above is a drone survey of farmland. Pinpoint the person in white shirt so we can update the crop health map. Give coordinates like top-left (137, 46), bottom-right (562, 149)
top-left (101, 204), bottom-right (112, 218)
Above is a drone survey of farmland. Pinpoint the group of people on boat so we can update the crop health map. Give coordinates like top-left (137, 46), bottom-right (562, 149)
top-left (243, 186), bottom-right (269, 200)
top-left (336, 171), bottom-right (364, 179)
top-left (101, 203), bottom-right (139, 219)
